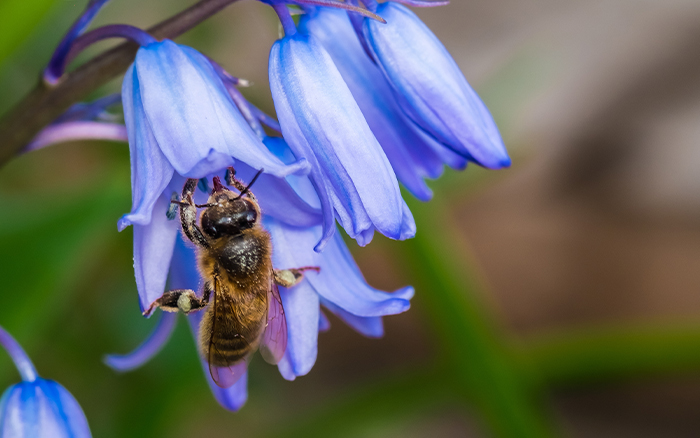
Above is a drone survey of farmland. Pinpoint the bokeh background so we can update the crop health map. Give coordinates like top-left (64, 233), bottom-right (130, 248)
top-left (1, 0), bottom-right (700, 436)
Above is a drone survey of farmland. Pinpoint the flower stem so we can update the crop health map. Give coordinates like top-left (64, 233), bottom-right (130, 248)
top-left (273, 4), bottom-right (297, 36)
top-left (0, 326), bottom-right (38, 383)
top-left (0, 0), bottom-right (242, 169)
top-left (44, 0), bottom-right (112, 85)
top-left (54, 25), bottom-right (158, 83)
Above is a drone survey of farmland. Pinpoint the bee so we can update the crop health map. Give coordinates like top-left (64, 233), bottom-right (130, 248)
top-left (144, 167), bottom-right (318, 388)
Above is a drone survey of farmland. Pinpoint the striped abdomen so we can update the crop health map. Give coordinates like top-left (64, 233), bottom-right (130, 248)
top-left (198, 282), bottom-right (268, 367)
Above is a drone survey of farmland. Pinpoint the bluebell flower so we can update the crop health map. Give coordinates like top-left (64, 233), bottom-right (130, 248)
top-left (362, 2), bottom-right (510, 169)
top-left (268, 26), bottom-right (415, 249)
top-left (299, 7), bottom-right (468, 201)
top-left (119, 39), bottom-right (315, 312)
top-left (0, 327), bottom-right (91, 438)
top-left (105, 181), bottom-right (413, 408)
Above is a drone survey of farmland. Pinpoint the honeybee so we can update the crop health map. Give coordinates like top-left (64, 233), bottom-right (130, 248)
top-left (144, 167), bottom-right (318, 388)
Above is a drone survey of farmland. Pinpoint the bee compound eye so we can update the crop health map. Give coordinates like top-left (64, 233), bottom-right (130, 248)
top-left (201, 210), bottom-right (221, 238)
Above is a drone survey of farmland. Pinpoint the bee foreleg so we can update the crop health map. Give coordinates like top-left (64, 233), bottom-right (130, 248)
top-left (143, 289), bottom-right (209, 316)
top-left (178, 179), bottom-right (210, 248)
top-left (274, 267), bottom-right (320, 288)
top-left (226, 167), bottom-right (257, 202)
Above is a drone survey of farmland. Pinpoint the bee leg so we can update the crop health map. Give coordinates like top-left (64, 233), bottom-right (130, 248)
top-left (143, 289), bottom-right (210, 317)
top-left (178, 179), bottom-right (210, 248)
top-left (226, 167), bottom-right (257, 202)
top-left (274, 267), bottom-right (320, 288)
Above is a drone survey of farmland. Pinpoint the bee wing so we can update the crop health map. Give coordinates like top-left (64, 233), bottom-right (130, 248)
top-left (207, 278), bottom-right (250, 388)
top-left (209, 359), bottom-right (249, 389)
top-left (259, 275), bottom-right (287, 365)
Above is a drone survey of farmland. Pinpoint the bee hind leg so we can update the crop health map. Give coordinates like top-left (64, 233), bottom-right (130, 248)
top-left (143, 288), bottom-right (210, 317)
top-left (274, 267), bottom-right (320, 288)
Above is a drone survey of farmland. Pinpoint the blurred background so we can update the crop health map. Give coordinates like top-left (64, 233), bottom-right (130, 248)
top-left (1, 0), bottom-right (700, 436)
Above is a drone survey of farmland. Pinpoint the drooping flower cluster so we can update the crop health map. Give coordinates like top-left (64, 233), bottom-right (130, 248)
top-left (22, 0), bottom-right (509, 416)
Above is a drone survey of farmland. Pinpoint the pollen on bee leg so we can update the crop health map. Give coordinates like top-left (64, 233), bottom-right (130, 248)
top-left (274, 267), bottom-right (319, 288)
top-left (274, 270), bottom-right (297, 288)
top-left (177, 292), bottom-right (194, 313)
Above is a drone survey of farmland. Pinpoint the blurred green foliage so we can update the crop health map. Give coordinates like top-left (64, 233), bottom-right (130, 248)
top-left (0, 0), bottom-right (57, 66)
top-left (3, 2), bottom-right (700, 438)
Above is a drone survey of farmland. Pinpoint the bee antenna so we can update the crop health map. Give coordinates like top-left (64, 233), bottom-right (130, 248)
top-left (235, 169), bottom-right (264, 199)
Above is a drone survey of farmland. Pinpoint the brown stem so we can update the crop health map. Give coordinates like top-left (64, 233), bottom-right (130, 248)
top-left (0, 0), bottom-right (241, 168)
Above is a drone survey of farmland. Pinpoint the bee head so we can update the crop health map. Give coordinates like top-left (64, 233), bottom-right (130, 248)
top-left (201, 195), bottom-right (259, 239)
top-left (200, 176), bottom-right (261, 239)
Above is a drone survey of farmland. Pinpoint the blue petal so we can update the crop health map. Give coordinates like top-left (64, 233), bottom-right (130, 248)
top-left (321, 299), bottom-right (384, 338)
top-left (263, 136), bottom-right (322, 210)
top-left (168, 233), bottom-right (202, 291)
top-left (300, 8), bottom-right (460, 201)
top-left (233, 161), bottom-right (322, 228)
top-left (277, 282), bottom-right (320, 380)
top-left (120, 64), bottom-right (174, 229)
top-left (364, 3), bottom-right (510, 169)
top-left (269, 34), bottom-right (410, 246)
top-left (265, 218), bottom-right (413, 317)
top-left (134, 40), bottom-right (307, 179)
top-left (310, 231), bottom-right (414, 317)
top-left (318, 309), bottom-right (331, 332)
top-left (103, 312), bottom-right (177, 372)
top-left (0, 379), bottom-right (91, 438)
top-left (265, 218), bottom-right (321, 270)
top-left (131, 192), bottom-right (180, 313)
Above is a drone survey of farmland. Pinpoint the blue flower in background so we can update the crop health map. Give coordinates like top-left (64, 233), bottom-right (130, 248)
top-left (362, 2), bottom-right (510, 169)
top-left (299, 7), bottom-right (468, 201)
top-left (268, 29), bottom-right (415, 249)
top-left (119, 39), bottom-right (311, 312)
top-left (0, 327), bottom-right (91, 438)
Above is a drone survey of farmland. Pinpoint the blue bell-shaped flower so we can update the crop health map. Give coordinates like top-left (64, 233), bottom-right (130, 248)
top-left (363, 2), bottom-right (510, 169)
top-left (0, 327), bottom-right (91, 438)
top-left (268, 29), bottom-right (415, 249)
top-left (120, 39), bottom-right (309, 312)
top-left (299, 7), bottom-right (468, 201)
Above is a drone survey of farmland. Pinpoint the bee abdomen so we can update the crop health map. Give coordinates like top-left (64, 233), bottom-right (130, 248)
top-left (199, 308), bottom-right (266, 367)
top-left (208, 336), bottom-right (251, 366)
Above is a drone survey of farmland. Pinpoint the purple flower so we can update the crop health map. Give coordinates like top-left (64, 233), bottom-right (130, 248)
top-left (363, 2), bottom-right (510, 169)
top-left (299, 7), bottom-right (468, 201)
top-left (269, 29), bottom-right (415, 249)
top-left (0, 327), bottom-right (91, 438)
top-left (119, 39), bottom-right (314, 312)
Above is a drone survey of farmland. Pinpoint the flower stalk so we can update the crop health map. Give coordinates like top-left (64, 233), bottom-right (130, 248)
top-left (0, 327), bottom-right (37, 383)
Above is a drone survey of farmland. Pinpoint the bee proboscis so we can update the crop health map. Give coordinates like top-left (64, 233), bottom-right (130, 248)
top-left (145, 167), bottom-right (318, 388)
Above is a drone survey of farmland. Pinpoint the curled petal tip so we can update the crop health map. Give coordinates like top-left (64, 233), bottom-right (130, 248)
top-left (117, 217), bottom-right (131, 232)
top-left (313, 229), bottom-right (334, 253)
top-left (103, 312), bottom-right (177, 372)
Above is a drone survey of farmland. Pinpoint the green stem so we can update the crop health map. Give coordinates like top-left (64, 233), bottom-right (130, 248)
top-left (0, 0), bottom-right (241, 168)
top-left (397, 195), bottom-right (555, 438)
top-left (522, 324), bottom-right (700, 388)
